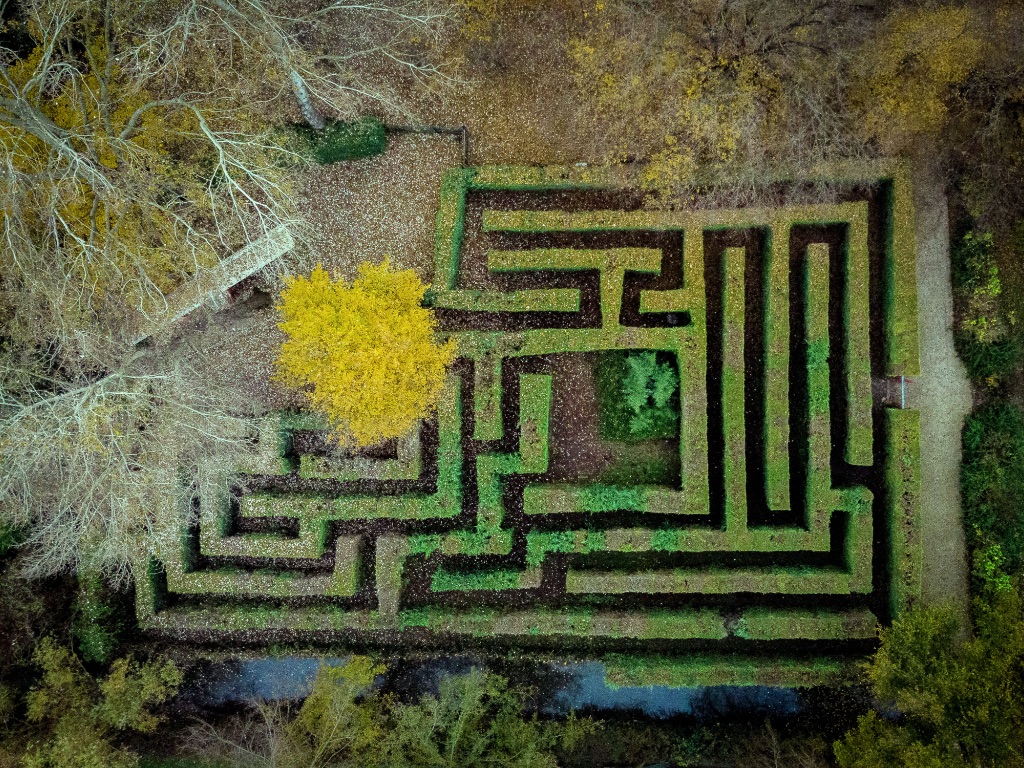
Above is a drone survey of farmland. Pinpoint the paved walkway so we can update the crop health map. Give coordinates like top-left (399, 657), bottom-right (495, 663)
top-left (912, 158), bottom-right (973, 616)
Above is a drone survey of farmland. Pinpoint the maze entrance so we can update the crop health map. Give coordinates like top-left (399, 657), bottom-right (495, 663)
top-left (136, 165), bottom-right (922, 686)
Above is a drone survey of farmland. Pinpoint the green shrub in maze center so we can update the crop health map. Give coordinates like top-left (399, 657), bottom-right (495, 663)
top-left (595, 351), bottom-right (680, 441)
top-left (136, 164), bottom-right (922, 686)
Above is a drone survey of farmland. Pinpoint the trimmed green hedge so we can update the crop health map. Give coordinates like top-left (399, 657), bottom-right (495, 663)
top-left (603, 653), bottom-right (845, 688)
top-left (764, 222), bottom-right (792, 510)
top-left (292, 117), bottom-right (388, 164)
top-left (734, 607), bottom-right (878, 641)
top-left (722, 246), bottom-right (747, 530)
top-left (882, 166), bottom-right (920, 377)
top-left (885, 409), bottom-right (923, 616)
top-left (434, 167), bottom-right (474, 289)
top-left (844, 207), bottom-right (874, 465)
top-left (390, 606), bottom-right (725, 640)
top-left (804, 243), bottom-right (834, 532)
top-left (430, 567), bottom-right (541, 592)
top-left (578, 484), bottom-right (645, 512)
top-left (565, 565), bottom-right (862, 596)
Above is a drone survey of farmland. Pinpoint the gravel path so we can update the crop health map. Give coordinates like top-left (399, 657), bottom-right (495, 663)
top-left (913, 157), bottom-right (973, 616)
top-left (191, 134), bottom-right (463, 412)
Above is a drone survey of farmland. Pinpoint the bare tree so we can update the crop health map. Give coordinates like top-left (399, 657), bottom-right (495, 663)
top-left (0, 0), bottom-right (299, 365)
top-left (130, 0), bottom-right (459, 130)
top-left (0, 2), bottom-right (292, 583)
top-left (0, 336), bottom-right (257, 583)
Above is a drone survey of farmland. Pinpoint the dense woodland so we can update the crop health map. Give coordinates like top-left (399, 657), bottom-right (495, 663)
top-left (2, 0), bottom-right (1024, 766)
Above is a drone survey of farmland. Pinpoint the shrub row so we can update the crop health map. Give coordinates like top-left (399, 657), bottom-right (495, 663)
top-left (525, 529), bottom-right (608, 568)
top-left (840, 487), bottom-right (876, 594)
top-left (139, 600), bottom-right (382, 634)
top-left (722, 246), bottom-right (748, 530)
top-left (430, 567), bottom-right (542, 592)
top-left (805, 243), bottom-right (835, 533)
top-left (408, 528), bottom-right (515, 559)
top-left (518, 374), bottom-right (551, 472)
top-left (433, 167), bottom-right (474, 289)
top-left (951, 230), bottom-right (1021, 383)
top-left (393, 606), bottom-right (726, 641)
top-left (565, 565), bottom-right (864, 596)
top-left (885, 408), bottom-right (923, 615)
top-left (880, 163), bottom-right (920, 378)
top-left (733, 607), bottom-right (878, 641)
top-left (375, 535), bottom-right (409, 624)
top-left (435, 288), bottom-right (580, 313)
top-left (469, 164), bottom-right (615, 191)
top-left (843, 206), bottom-right (875, 465)
top-left (961, 403), bottom-right (1024, 570)
top-left (473, 349), bottom-right (504, 441)
top-left (486, 247), bottom-right (661, 271)
top-left (764, 223), bottom-right (792, 509)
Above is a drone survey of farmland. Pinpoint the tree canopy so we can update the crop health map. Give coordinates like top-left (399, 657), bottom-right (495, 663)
top-left (274, 262), bottom-right (456, 448)
top-left (834, 584), bottom-right (1024, 768)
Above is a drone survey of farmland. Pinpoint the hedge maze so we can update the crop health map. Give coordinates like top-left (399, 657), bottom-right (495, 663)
top-left (136, 164), bottom-right (922, 685)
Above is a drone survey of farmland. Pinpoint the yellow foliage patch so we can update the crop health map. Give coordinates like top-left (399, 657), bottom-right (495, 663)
top-left (567, 3), bottom-right (784, 200)
top-left (855, 6), bottom-right (983, 144)
top-left (274, 262), bottom-right (456, 448)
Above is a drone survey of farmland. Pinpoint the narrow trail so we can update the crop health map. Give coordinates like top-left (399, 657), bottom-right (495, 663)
top-left (912, 157), bottom-right (972, 617)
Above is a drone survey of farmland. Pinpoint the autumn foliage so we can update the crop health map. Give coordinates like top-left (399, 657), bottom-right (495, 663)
top-left (274, 262), bottom-right (456, 448)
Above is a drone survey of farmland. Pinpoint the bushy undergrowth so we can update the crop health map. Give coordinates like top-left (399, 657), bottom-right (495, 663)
top-left (292, 117), bottom-right (389, 164)
top-left (961, 403), bottom-right (1024, 570)
top-left (951, 230), bottom-right (1021, 384)
top-left (190, 660), bottom-right (598, 768)
top-left (0, 525), bottom-right (21, 559)
top-left (595, 351), bottom-right (679, 441)
top-left (835, 580), bottom-right (1024, 768)
top-left (71, 572), bottom-right (120, 665)
top-left (0, 638), bottom-right (181, 768)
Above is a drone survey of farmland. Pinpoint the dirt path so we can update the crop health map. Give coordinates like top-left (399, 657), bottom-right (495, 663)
top-left (913, 157), bottom-right (973, 616)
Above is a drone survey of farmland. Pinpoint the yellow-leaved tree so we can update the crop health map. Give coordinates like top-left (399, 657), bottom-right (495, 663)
top-left (274, 262), bottom-right (456, 447)
top-left (567, 0), bottom-right (871, 204)
top-left (853, 5), bottom-right (984, 151)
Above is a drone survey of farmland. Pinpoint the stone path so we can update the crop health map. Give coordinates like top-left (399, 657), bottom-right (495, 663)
top-left (913, 157), bottom-right (973, 616)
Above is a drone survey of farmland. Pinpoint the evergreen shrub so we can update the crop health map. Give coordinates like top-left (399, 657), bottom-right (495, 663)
top-left (961, 403), bottom-right (1024, 569)
top-left (293, 117), bottom-right (388, 164)
top-left (951, 230), bottom-right (1021, 382)
top-left (71, 572), bottom-right (119, 665)
top-left (595, 351), bottom-right (679, 440)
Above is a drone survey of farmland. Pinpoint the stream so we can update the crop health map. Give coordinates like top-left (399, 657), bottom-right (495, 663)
top-left (184, 655), bottom-right (802, 720)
